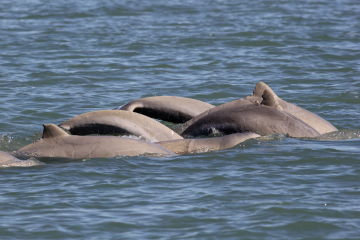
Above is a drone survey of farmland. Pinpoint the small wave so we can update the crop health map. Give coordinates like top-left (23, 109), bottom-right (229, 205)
top-left (0, 158), bottom-right (44, 168)
top-left (317, 129), bottom-right (360, 141)
top-left (0, 134), bottom-right (16, 151)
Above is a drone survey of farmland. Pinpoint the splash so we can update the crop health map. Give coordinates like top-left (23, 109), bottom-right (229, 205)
top-left (0, 134), bottom-right (15, 151)
top-left (316, 129), bottom-right (360, 141)
top-left (0, 158), bottom-right (44, 168)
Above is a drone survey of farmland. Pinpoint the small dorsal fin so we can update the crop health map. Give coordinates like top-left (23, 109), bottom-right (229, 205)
top-left (253, 81), bottom-right (282, 110)
top-left (42, 124), bottom-right (69, 139)
top-left (120, 101), bottom-right (144, 112)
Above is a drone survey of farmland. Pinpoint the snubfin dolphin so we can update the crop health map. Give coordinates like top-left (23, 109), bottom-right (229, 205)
top-left (119, 96), bottom-right (215, 123)
top-left (157, 132), bottom-right (260, 154)
top-left (181, 82), bottom-right (334, 138)
top-left (253, 82), bottom-right (337, 135)
top-left (15, 124), bottom-right (174, 159)
top-left (59, 110), bottom-right (183, 142)
top-left (0, 151), bottom-right (43, 168)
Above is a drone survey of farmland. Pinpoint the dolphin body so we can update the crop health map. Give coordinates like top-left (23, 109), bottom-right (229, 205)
top-left (15, 124), bottom-right (174, 159)
top-left (14, 124), bottom-right (259, 159)
top-left (119, 96), bottom-right (215, 123)
top-left (0, 151), bottom-right (43, 168)
top-left (182, 82), bottom-right (337, 138)
top-left (59, 110), bottom-right (183, 142)
top-left (252, 82), bottom-right (337, 135)
top-left (157, 132), bottom-right (260, 154)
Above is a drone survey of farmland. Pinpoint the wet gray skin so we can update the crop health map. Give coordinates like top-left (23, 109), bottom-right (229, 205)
top-left (252, 82), bottom-right (337, 135)
top-left (15, 125), bottom-right (259, 159)
top-left (0, 151), bottom-right (43, 168)
top-left (182, 82), bottom-right (337, 138)
top-left (158, 132), bottom-right (260, 155)
top-left (59, 110), bottom-right (183, 142)
top-left (15, 124), bottom-right (174, 159)
top-left (119, 96), bottom-right (215, 123)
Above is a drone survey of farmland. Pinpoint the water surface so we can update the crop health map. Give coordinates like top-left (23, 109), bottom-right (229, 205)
top-left (1, 0), bottom-right (359, 239)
